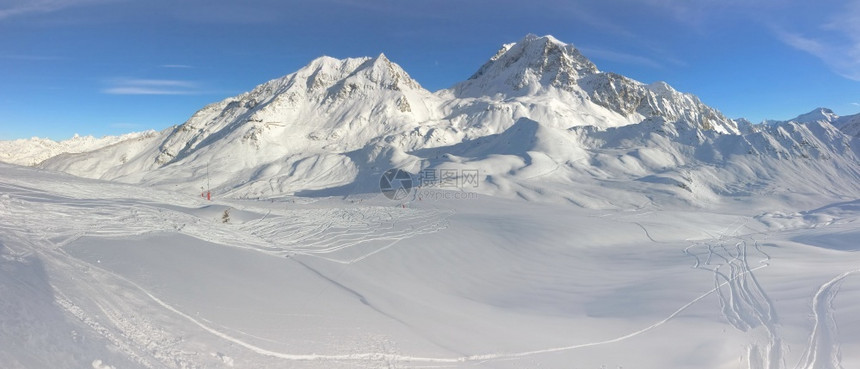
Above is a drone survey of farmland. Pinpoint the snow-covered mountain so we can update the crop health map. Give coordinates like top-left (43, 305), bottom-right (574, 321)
top-left (39, 54), bottom-right (446, 195)
top-left (0, 131), bottom-right (156, 166)
top-left (11, 34), bottom-right (859, 207)
top-left (799, 107), bottom-right (839, 123)
top-left (4, 37), bottom-right (860, 369)
top-left (763, 107), bottom-right (860, 137)
top-left (440, 34), bottom-right (738, 135)
top-left (837, 114), bottom-right (860, 137)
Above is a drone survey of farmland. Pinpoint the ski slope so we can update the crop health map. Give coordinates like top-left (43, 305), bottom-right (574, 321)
top-left (2, 163), bottom-right (859, 369)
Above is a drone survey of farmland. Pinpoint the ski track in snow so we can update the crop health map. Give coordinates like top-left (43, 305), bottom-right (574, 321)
top-left (796, 270), bottom-right (860, 369)
top-left (682, 218), bottom-right (859, 369)
top-left (632, 222), bottom-right (660, 243)
top-left (240, 206), bottom-right (451, 263)
top-left (683, 218), bottom-right (784, 369)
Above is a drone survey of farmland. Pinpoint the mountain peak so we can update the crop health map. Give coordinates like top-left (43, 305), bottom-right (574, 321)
top-left (646, 81), bottom-right (676, 96)
top-left (293, 55), bottom-right (372, 93)
top-left (793, 107), bottom-right (838, 123)
top-left (344, 52), bottom-right (420, 91)
top-left (453, 34), bottom-right (598, 97)
top-left (283, 54), bottom-right (421, 96)
top-left (762, 107), bottom-right (840, 127)
top-left (518, 33), bottom-right (565, 50)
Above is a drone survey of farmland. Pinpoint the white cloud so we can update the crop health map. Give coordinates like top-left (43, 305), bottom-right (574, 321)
top-left (776, 26), bottom-right (860, 81)
top-left (629, 0), bottom-right (781, 26)
top-left (628, 0), bottom-right (860, 82)
top-left (0, 0), bottom-right (113, 20)
top-left (103, 78), bottom-right (202, 95)
top-left (773, 1), bottom-right (860, 82)
top-left (103, 87), bottom-right (196, 95)
top-left (161, 64), bottom-right (193, 69)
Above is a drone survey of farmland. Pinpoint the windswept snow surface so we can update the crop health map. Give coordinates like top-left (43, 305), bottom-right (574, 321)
top-left (2, 163), bottom-right (859, 369)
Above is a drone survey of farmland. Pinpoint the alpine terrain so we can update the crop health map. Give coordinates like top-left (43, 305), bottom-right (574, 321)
top-left (1, 34), bottom-right (859, 369)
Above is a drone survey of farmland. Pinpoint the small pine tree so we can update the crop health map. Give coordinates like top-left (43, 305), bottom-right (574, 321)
top-left (222, 209), bottom-right (230, 224)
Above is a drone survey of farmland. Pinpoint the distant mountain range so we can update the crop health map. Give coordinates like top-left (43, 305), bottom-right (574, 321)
top-left (4, 34), bottom-right (859, 208)
top-left (0, 131), bottom-right (156, 167)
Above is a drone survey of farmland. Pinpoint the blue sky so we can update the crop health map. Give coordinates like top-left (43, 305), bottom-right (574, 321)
top-left (1, 0), bottom-right (859, 140)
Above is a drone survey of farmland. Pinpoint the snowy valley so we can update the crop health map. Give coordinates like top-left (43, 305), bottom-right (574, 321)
top-left (1, 34), bottom-right (860, 369)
